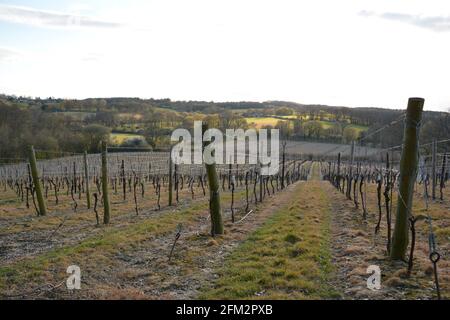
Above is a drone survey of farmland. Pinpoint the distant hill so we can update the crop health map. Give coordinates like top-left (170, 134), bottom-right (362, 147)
top-left (1, 94), bottom-right (448, 157)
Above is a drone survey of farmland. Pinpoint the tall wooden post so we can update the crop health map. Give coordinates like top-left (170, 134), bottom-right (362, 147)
top-left (28, 145), bottom-right (47, 216)
top-left (259, 165), bottom-right (263, 202)
top-left (84, 151), bottom-right (91, 209)
top-left (385, 153), bottom-right (392, 254)
top-left (346, 141), bottom-right (355, 199)
top-left (391, 98), bottom-right (424, 260)
top-left (168, 146), bottom-right (173, 206)
top-left (337, 152), bottom-right (341, 189)
top-left (228, 160), bottom-right (232, 190)
top-left (440, 153), bottom-right (447, 201)
top-left (202, 122), bottom-right (224, 236)
top-left (73, 162), bottom-right (77, 194)
top-left (432, 139), bottom-right (437, 200)
top-left (101, 141), bottom-right (111, 224)
top-left (121, 159), bottom-right (126, 201)
top-left (281, 142), bottom-right (286, 189)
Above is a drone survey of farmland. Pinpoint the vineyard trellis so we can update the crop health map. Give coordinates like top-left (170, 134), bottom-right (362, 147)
top-left (0, 142), bottom-right (312, 238)
top-left (319, 98), bottom-right (448, 299)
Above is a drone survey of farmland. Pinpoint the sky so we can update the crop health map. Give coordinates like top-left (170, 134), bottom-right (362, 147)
top-left (0, 0), bottom-right (449, 111)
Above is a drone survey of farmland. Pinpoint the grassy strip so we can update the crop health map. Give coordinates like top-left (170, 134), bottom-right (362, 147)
top-left (0, 189), bottom-right (248, 293)
top-left (0, 200), bottom-right (209, 292)
top-left (199, 181), bottom-right (340, 299)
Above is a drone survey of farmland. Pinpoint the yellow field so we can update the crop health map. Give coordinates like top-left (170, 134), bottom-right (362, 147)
top-left (245, 117), bottom-right (288, 129)
top-left (275, 115), bottom-right (298, 119)
top-left (110, 133), bottom-right (145, 145)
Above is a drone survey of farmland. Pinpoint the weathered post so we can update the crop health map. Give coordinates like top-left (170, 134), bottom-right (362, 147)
top-left (336, 152), bottom-right (341, 189)
top-left (73, 162), bottom-right (77, 194)
top-left (228, 160), bottom-right (232, 190)
top-left (385, 153), bottom-right (392, 254)
top-left (101, 141), bottom-right (111, 224)
top-left (281, 141), bottom-right (286, 189)
top-left (440, 153), bottom-right (447, 201)
top-left (432, 139), bottom-right (437, 200)
top-left (168, 146), bottom-right (173, 206)
top-left (121, 159), bottom-right (126, 201)
top-left (28, 145), bottom-right (47, 216)
top-left (202, 122), bottom-right (224, 236)
top-left (347, 141), bottom-right (355, 199)
top-left (391, 98), bottom-right (424, 260)
top-left (259, 165), bottom-right (263, 202)
top-left (84, 151), bottom-right (91, 209)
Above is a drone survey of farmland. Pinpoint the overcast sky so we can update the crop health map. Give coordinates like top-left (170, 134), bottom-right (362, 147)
top-left (0, 0), bottom-right (449, 111)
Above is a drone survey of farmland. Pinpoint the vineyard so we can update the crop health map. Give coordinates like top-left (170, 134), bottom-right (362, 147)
top-left (0, 103), bottom-right (449, 300)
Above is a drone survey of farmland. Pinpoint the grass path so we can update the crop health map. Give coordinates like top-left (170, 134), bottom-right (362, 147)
top-left (200, 166), bottom-right (341, 299)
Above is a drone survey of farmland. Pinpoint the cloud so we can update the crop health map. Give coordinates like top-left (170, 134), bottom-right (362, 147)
top-left (0, 47), bottom-right (21, 61)
top-left (0, 4), bottom-right (124, 29)
top-left (359, 10), bottom-right (450, 32)
top-left (81, 53), bottom-right (104, 62)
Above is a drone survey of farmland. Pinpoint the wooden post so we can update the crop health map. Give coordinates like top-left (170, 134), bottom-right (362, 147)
top-left (432, 139), bottom-right (437, 200)
top-left (175, 164), bottom-right (179, 203)
top-left (259, 165), bottom-right (263, 202)
top-left (73, 162), bottom-right (77, 194)
top-left (440, 153), bottom-right (447, 201)
top-left (385, 153), bottom-right (392, 254)
top-left (336, 152), bottom-right (341, 189)
top-left (202, 122), bottom-right (224, 236)
top-left (28, 145), bottom-right (46, 216)
top-left (347, 141), bottom-right (355, 199)
top-left (228, 160), bottom-right (232, 190)
top-left (281, 142), bottom-right (286, 189)
top-left (83, 151), bottom-right (91, 209)
top-left (121, 159), bottom-right (126, 201)
top-left (101, 141), bottom-right (111, 224)
top-left (168, 146), bottom-right (173, 206)
top-left (391, 98), bottom-right (424, 260)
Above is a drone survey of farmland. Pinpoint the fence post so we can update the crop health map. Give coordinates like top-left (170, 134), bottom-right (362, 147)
top-left (337, 152), bottom-right (341, 189)
top-left (432, 139), bottom-right (437, 200)
top-left (281, 141), bottom-right (286, 189)
top-left (347, 141), bottom-right (355, 199)
top-left (121, 159), bottom-right (126, 201)
top-left (84, 151), bottom-right (91, 209)
top-left (391, 98), bottom-right (424, 260)
top-left (101, 141), bottom-right (111, 224)
top-left (202, 122), bottom-right (224, 236)
top-left (28, 145), bottom-right (47, 216)
top-left (440, 153), bottom-right (447, 201)
top-left (168, 146), bottom-right (173, 206)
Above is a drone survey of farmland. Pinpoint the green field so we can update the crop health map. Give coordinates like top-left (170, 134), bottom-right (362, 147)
top-left (345, 124), bottom-right (369, 133)
top-left (317, 121), bottom-right (335, 130)
top-left (275, 115), bottom-right (298, 119)
top-left (245, 117), bottom-right (368, 136)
